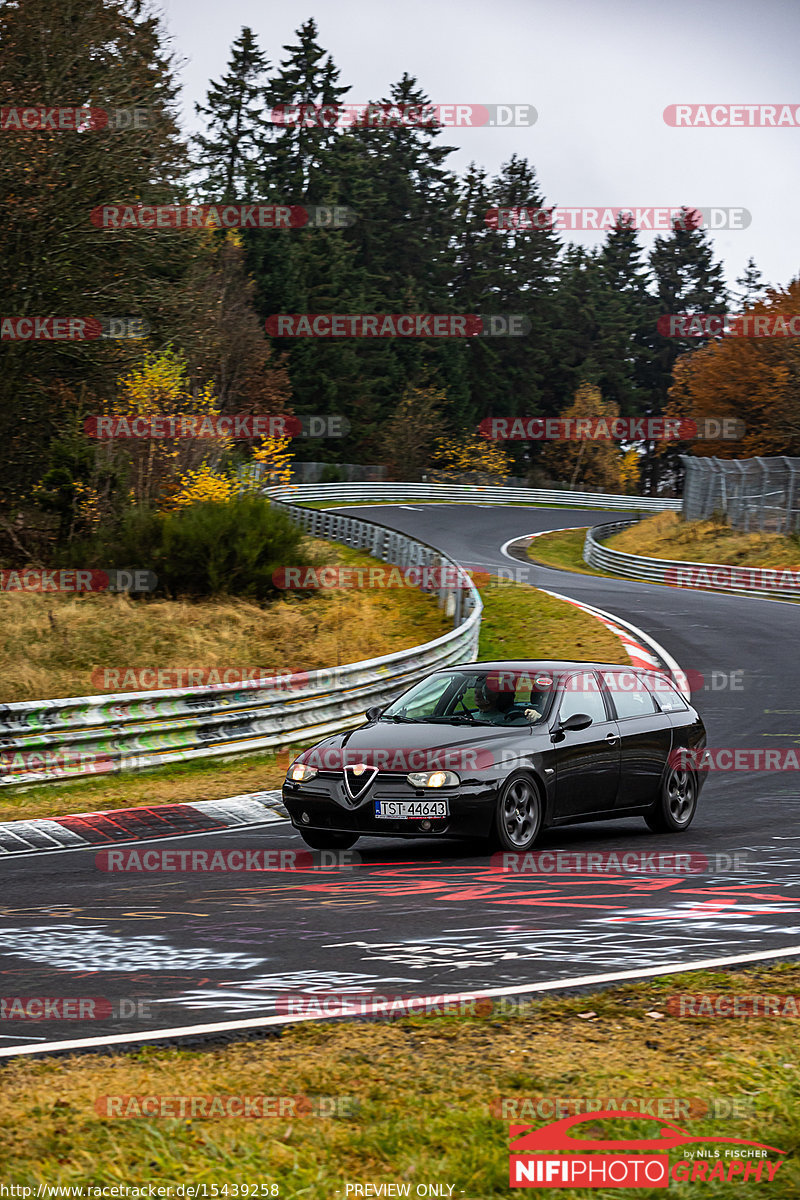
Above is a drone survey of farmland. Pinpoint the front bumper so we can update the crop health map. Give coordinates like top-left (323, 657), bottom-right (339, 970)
top-left (282, 771), bottom-right (498, 839)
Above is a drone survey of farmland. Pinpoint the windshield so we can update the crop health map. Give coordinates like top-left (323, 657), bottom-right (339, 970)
top-left (381, 669), bottom-right (557, 726)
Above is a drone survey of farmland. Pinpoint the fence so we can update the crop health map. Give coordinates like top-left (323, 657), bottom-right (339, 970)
top-left (682, 456), bottom-right (800, 534)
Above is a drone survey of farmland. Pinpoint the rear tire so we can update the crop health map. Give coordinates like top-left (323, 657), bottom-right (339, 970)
top-left (645, 764), bottom-right (698, 832)
top-left (492, 773), bottom-right (543, 852)
top-left (298, 829), bottom-right (359, 850)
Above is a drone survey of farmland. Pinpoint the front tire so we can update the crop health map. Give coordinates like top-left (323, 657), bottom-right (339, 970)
top-left (298, 829), bottom-right (359, 850)
top-left (645, 764), bottom-right (698, 832)
top-left (493, 773), bottom-right (543, 851)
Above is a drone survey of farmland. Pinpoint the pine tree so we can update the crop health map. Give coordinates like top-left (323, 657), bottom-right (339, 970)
top-left (593, 217), bottom-right (655, 415)
top-left (333, 74), bottom-right (467, 443)
top-left (476, 155), bottom-right (562, 445)
top-left (643, 210), bottom-right (728, 492)
top-left (193, 27), bottom-right (272, 201)
top-left (733, 257), bottom-right (768, 309)
top-left (259, 19), bottom-right (350, 202)
top-left (648, 209), bottom-right (728, 409)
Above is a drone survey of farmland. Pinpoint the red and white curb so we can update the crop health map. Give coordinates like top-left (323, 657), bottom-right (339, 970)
top-left (0, 791), bottom-right (286, 859)
top-left (539, 588), bottom-right (691, 699)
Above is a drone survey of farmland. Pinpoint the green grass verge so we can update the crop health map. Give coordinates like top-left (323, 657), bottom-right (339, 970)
top-left (475, 578), bottom-right (627, 662)
top-left (1, 963), bottom-right (799, 1196)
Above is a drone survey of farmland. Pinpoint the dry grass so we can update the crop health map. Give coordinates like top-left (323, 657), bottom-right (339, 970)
top-left (525, 528), bottom-right (609, 576)
top-left (0, 542), bottom-right (448, 703)
top-left (608, 511), bottom-right (800, 568)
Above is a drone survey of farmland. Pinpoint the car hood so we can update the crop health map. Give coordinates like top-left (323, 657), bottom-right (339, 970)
top-left (298, 718), bottom-right (540, 774)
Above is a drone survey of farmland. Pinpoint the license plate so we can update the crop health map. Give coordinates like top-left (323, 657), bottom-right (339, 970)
top-left (374, 800), bottom-right (449, 819)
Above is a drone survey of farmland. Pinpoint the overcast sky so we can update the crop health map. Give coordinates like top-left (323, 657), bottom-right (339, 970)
top-left (157, 0), bottom-right (800, 294)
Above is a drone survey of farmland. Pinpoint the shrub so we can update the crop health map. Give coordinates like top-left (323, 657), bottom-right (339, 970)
top-left (158, 495), bottom-right (312, 600)
top-left (62, 497), bottom-right (316, 602)
top-left (319, 463), bottom-right (345, 484)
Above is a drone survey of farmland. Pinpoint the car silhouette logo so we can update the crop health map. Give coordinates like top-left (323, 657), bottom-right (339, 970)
top-left (343, 762), bottom-right (378, 800)
top-left (510, 1111), bottom-right (785, 1155)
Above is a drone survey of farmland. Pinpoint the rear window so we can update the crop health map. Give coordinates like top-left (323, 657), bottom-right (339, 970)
top-left (600, 670), bottom-right (658, 718)
top-left (638, 671), bottom-right (690, 712)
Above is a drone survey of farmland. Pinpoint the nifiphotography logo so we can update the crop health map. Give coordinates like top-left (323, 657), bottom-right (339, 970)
top-left (508, 1110), bottom-right (786, 1188)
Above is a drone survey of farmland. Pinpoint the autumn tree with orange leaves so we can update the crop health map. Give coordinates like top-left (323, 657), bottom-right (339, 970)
top-left (664, 279), bottom-right (800, 459)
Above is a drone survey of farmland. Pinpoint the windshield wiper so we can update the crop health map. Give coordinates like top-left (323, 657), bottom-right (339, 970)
top-left (379, 714), bottom-right (420, 723)
top-left (428, 715), bottom-right (495, 725)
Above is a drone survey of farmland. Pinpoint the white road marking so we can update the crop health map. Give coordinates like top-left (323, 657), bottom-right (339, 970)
top-left (4, 942), bottom-right (800, 1057)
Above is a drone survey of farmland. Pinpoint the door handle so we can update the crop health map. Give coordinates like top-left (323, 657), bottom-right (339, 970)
top-left (605, 733), bottom-right (618, 744)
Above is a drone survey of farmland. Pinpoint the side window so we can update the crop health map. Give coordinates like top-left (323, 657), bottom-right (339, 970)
top-left (600, 670), bottom-right (658, 719)
top-left (639, 672), bottom-right (689, 713)
top-left (558, 672), bottom-right (608, 725)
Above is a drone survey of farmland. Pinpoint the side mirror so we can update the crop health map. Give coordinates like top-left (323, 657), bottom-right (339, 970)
top-left (551, 712), bottom-right (593, 740)
top-left (365, 706), bottom-right (385, 722)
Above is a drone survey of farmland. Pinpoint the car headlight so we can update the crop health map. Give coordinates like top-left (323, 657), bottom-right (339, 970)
top-left (406, 770), bottom-right (460, 788)
top-left (288, 762), bottom-right (318, 783)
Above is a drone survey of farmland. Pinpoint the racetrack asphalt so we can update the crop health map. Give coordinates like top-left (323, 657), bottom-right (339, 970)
top-left (1, 504), bottom-right (798, 1055)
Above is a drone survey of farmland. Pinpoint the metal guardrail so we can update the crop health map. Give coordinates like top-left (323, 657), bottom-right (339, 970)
top-left (584, 521), bottom-right (800, 600)
top-left (264, 482), bottom-right (681, 511)
top-left (0, 507), bottom-right (482, 787)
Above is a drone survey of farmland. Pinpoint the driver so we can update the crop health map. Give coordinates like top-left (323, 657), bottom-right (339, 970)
top-left (474, 678), bottom-right (516, 723)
